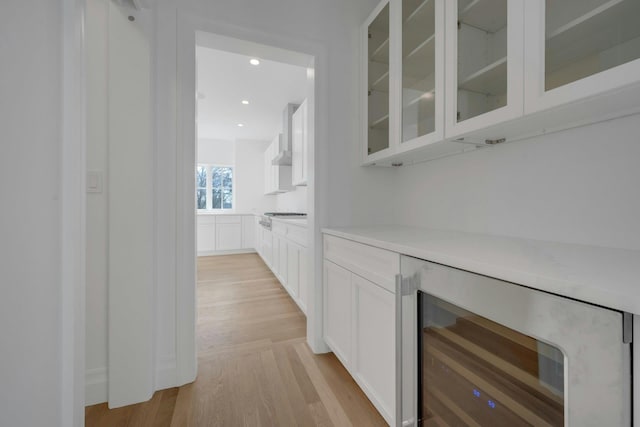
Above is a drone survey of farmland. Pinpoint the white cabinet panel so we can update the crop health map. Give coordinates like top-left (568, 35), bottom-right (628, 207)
top-left (242, 216), bottom-right (255, 249)
top-left (197, 222), bottom-right (216, 254)
top-left (298, 248), bottom-right (307, 312)
top-left (261, 228), bottom-right (273, 267)
top-left (287, 242), bottom-right (301, 300)
top-left (278, 235), bottom-right (288, 285)
top-left (324, 234), bottom-right (399, 292)
top-left (216, 223), bottom-right (242, 251)
top-left (352, 274), bottom-right (395, 425)
top-left (292, 100), bottom-right (308, 186)
top-left (323, 261), bottom-right (353, 368)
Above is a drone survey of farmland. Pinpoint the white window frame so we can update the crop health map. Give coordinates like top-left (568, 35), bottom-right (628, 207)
top-left (196, 163), bottom-right (235, 211)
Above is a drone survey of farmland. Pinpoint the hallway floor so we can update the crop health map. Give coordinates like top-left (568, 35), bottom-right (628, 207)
top-left (85, 253), bottom-right (387, 426)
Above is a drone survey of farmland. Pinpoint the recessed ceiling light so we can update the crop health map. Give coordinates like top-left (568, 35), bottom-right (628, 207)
top-left (237, 123), bottom-right (244, 127)
top-left (249, 58), bottom-right (260, 66)
top-left (241, 100), bottom-right (249, 105)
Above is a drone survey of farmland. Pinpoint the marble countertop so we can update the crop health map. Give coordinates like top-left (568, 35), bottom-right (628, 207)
top-left (197, 211), bottom-right (255, 216)
top-left (322, 225), bottom-right (640, 315)
top-left (271, 217), bottom-right (307, 227)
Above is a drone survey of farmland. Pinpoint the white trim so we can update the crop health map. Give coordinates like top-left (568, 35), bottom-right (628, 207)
top-left (61, 0), bottom-right (86, 425)
top-left (85, 367), bottom-right (108, 406)
top-left (197, 248), bottom-right (256, 257)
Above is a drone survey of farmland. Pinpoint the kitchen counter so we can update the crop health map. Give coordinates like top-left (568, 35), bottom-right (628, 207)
top-left (271, 217), bottom-right (307, 227)
top-left (322, 225), bottom-right (640, 315)
top-left (197, 211), bottom-right (256, 216)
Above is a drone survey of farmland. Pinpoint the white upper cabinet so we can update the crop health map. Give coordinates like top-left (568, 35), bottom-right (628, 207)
top-left (291, 100), bottom-right (308, 186)
top-left (364, 1), bottom-right (393, 163)
top-left (524, 0), bottom-right (640, 114)
top-left (361, 0), bottom-right (640, 166)
top-left (445, 0), bottom-right (524, 140)
top-left (397, 0), bottom-right (445, 154)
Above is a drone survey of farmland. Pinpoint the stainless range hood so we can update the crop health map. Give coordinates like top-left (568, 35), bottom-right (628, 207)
top-left (272, 103), bottom-right (299, 166)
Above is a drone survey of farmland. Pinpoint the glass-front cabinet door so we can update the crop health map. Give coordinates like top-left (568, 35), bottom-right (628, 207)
top-left (445, 0), bottom-right (524, 139)
top-left (525, 0), bottom-right (640, 113)
top-left (364, 1), bottom-right (392, 162)
top-left (397, 0), bottom-right (445, 153)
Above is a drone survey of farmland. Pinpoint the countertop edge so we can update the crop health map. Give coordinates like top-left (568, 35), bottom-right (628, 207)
top-left (322, 227), bottom-right (640, 315)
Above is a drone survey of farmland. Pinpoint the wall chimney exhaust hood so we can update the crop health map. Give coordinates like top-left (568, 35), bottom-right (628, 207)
top-left (272, 103), bottom-right (300, 166)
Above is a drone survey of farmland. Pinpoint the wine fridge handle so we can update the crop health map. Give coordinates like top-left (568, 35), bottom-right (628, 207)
top-left (395, 274), bottom-right (403, 427)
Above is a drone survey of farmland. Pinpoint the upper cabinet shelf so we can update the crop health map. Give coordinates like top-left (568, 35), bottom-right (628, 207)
top-left (459, 56), bottom-right (507, 95)
top-left (459, 0), bottom-right (508, 33)
top-left (362, 0), bottom-right (640, 167)
top-left (545, 0), bottom-right (640, 89)
top-left (403, 34), bottom-right (435, 79)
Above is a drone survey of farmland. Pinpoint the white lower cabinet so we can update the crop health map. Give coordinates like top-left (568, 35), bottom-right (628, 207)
top-left (278, 235), bottom-right (288, 285)
top-left (197, 216), bottom-right (216, 254)
top-left (351, 274), bottom-right (395, 423)
top-left (197, 214), bottom-right (257, 255)
top-left (323, 261), bottom-right (353, 367)
top-left (256, 219), bottom-right (308, 315)
top-left (323, 233), bottom-right (399, 426)
top-left (242, 216), bottom-right (255, 249)
top-left (216, 223), bottom-right (242, 251)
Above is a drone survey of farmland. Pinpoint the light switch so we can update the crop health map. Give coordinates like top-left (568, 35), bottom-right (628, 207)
top-left (87, 171), bottom-right (103, 193)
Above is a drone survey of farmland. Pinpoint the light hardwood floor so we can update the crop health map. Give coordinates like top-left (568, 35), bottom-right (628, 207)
top-left (85, 253), bottom-right (387, 426)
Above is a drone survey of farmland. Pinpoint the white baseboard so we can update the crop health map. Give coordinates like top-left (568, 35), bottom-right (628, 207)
top-left (85, 367), bottom-right (108, 406)
top-left (197, 248), bottom-right (256, 257)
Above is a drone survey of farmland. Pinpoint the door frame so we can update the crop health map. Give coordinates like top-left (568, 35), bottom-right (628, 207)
top-left (175, 11), bottom-right (330, 385)
top-left (61, 0), bottom-right (87, 424)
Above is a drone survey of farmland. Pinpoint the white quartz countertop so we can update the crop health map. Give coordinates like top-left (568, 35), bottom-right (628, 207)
top-left (322, 225), bottom-right (640, 315)
top-left (271, 217), bottom-right (307, 227)
top-left (197, 212), bottom-right (255, 216)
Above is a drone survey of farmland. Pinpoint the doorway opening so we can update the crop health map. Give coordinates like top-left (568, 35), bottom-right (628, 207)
top-left (191, 31), bottom-right (317, 378)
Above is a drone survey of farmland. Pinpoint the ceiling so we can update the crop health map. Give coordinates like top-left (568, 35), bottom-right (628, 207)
top-left (196, 46), bottom-right (308, 141)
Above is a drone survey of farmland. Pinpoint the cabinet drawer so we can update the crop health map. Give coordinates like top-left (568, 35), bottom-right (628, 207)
top-left (287, 224), bottom-right (307, 247)
top-left (272, 221), bottom-right (287, 236)
top-left (215, 215), bottom-right (241, 224)
top-left (323, 234), bottom-right (399, 293)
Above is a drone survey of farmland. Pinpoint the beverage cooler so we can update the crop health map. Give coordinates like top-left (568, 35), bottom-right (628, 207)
top-left (396, 255), bottom-right (632, 426)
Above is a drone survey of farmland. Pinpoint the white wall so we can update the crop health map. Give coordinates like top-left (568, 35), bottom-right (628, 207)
top-left (235, 139), bottom-right (277, 213)
top-left (197, 138), bottom-right (235, 165)
top-left (197, 138), bottom-right (277, 213)
top-left (0, 1), bottom-right (64, 425)
top-left (393, 114), bottom-right (640, 250)
top-left (276, 186), bottom-right (308, 212)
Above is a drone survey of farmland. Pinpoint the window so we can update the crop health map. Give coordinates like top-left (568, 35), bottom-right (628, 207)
top-left (196, 164), bottom-right (234, 210)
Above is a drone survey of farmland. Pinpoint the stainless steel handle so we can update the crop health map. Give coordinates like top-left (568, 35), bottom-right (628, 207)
top-left (395, 274), bottom-right (403, 427)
